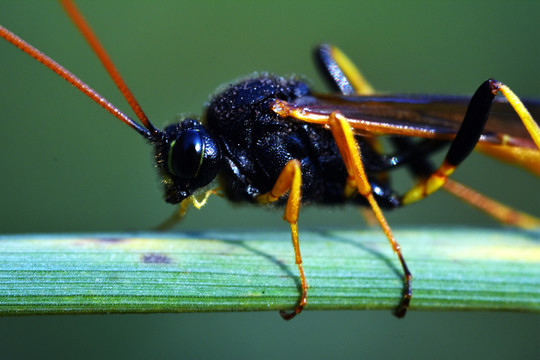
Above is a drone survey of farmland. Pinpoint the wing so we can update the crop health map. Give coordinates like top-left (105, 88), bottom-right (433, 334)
top-left (291, 94), bottom-right (540, 149)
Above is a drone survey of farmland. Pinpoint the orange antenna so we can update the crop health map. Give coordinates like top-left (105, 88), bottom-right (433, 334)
top-left (60, 0), bottom-right (157, 135)
top-left (0, 24), bottom-right (154, 139)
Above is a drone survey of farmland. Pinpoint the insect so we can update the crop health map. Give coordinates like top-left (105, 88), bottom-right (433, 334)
top-left (1, 0), bottom-right (539, 319)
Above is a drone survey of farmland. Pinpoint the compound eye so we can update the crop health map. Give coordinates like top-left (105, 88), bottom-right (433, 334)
top-left (168, 129), bottom-right (204, 178)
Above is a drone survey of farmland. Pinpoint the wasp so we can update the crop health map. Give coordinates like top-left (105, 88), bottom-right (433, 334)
top-left (1, 0), bottom-right (539, 319)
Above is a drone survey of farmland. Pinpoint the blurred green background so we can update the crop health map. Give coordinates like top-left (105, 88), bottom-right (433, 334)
top-left (0, 1), bottom-right (538, 359)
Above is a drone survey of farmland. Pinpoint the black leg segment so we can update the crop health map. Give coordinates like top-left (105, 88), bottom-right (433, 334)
top-left (445, 79), bottom-right (498, 167)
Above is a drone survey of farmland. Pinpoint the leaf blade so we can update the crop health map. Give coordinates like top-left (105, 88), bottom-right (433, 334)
top-left (0, 228), bottom-right (538, 315)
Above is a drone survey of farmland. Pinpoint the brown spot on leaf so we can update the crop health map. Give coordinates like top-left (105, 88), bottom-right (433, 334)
top-left (141, 253), bottom-right (172, 264)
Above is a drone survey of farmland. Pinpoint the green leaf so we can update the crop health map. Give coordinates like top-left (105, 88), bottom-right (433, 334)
top-left (0, 228), bottom-right (538, 315)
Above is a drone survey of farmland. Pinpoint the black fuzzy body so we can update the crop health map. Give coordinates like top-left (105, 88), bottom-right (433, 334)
top-left (204, 75), bottom-right (400, 208)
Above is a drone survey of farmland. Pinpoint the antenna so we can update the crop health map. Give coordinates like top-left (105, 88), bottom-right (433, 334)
top-left (0, 0), bottom-right (158, 139)
top-left (60, 0), bottom-right (158, 135)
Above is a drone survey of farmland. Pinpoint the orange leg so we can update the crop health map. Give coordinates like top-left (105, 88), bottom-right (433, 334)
top-left (318, 45), bottom-right (394, 229)
top-left (257, 160), bottom-right (307, 320)
top-left (327, 111), bottom-right (412, 317)
top-left (443, 179), bottom-right (540, 229)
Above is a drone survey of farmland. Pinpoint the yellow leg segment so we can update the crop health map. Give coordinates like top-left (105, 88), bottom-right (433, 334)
top-left (443, 179), bottom-right (540, 229)
top-left (328, 45), bottom-right (375, 95)
top-left (498, 83), bottom-right (540, 150)
top-left (155, 188), bottom-right (221, 230)
top-left (401, 160), bottom-right (456, 205)
top-left (328, 111), bottom-right (412, 317)
top-left (257, 159), bottom-right (307, 320)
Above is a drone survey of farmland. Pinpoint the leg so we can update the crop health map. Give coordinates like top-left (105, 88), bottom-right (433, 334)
top-left (315, 44), bottom-right (375, 96)
top-left (328, 111), bottom-right (412, 317)
top-left (392, 137), bottom-right (540, 228)
top-left (443, 179), bottom-right (540, 229)
top-left (155, 188), bottom-right (220, 230)
top-left (317, 44), bottom-right (398, 227)
top-left (498, 83), bottom-right (540, 149)
top-left (257, 160), bottom-right (307, 320)
top-left (402, 79), bottom-right (540, 205)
